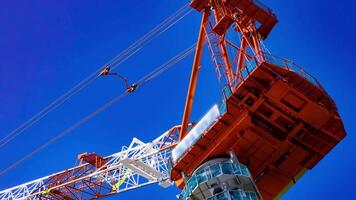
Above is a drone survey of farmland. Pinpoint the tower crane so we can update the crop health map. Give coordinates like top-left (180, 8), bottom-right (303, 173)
top-left (0, 0), bottom-right (346, 200)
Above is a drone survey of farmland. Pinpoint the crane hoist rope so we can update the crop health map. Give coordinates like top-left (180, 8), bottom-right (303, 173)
top-left (0, 3), bottom-right (192, 149)
top-left (107, 4), bottom-right (192, 72)
top-left (0, 43), bottom-right (196, 177)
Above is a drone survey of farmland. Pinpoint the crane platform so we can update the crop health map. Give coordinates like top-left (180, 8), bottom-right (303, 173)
top-left (170, 53), bottom-right (346, 199)
top-left (191, 0), bottom-right (277, 38)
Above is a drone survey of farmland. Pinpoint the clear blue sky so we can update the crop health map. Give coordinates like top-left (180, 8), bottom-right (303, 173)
top-left (0, 0), bottom-right (355, 199)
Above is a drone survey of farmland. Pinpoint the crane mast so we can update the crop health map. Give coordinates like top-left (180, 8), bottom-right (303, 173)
top-left (179, 0), bottom-right (277, 140)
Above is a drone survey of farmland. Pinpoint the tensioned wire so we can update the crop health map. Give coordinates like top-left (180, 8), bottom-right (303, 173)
top-left (0, 43), bottom-right (196, 177)
top-left (0, 4), bottom-right (193, 148)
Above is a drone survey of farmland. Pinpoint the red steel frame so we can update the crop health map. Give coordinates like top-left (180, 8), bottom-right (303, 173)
top-left (179, 0), bottom-right (277, 140)
top-left (28, 125), bottom-right (188, 200)
top-left (179, 8), bottom-right (210, 140)
top-left (175, 0), bottom-right (345, 199)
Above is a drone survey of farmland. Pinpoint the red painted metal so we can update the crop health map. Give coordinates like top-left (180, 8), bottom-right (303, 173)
top-left (78, 152), bottom-right (107, 169)
top-left (179, 8), bottom-right (210, 140)
top-left (171, 53), bottom-right (346, 199)
top-left (28, 125), bottom-right (186, 200)
top-left (37, 161), bottom-right (112, 199)
top-left (206, 23), bottom-right (230, 83)
top-left (172, 0), bottom-right (346, 199)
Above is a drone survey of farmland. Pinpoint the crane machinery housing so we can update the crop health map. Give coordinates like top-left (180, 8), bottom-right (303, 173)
top-left (0, 0), bottom-right (346, 200)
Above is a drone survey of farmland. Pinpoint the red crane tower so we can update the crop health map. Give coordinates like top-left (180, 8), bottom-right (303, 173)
top-left (0, 0), bottom-right (346, 200)
top-left (171, 0), bottom-right (346, 199)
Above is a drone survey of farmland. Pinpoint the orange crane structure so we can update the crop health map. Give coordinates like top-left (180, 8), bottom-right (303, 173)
top-left (0, 0), bottom-right (346, 200)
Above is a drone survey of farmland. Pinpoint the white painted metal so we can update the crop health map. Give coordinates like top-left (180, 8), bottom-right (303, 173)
top-left (172, 104), bottom-right (220, 163)
top-left (0, 130), bottom-right (176, 200)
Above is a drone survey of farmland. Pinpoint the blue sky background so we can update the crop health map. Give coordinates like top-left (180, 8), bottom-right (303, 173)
top-left (0, 0), bottom-right (355, 199)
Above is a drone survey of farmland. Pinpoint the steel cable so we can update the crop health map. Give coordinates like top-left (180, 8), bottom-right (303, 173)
top-left (0, 43), bottom-right (196, 176)
top-left (137, 43), bottom-right (196, 87)
top-left (0, 4), bottom-right (192, 148)
top-left (0, 79), bottom-right (95, 148)
top-left (109, 4), bottom-right (192, 70)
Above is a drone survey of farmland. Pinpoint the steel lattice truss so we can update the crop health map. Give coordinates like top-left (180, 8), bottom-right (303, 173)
top-left (0, 126), bottom-right (182, 200)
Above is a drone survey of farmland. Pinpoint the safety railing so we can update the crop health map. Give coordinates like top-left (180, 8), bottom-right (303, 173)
top-left (222, 52), bottom-right (325, 102)
top-left (262, 53), bottom-right (323, 89)
top-left (207, 190), bottom-right (258, 200)
top-left (179, 162), bottom-right (251, 199)
top-left (221, 54), bottom-right (260, 100)
top-left (252, 0), bottom-right (277, 17)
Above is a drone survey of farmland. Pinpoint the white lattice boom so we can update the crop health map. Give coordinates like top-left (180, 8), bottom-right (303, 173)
top-left (0, 126), bottom-right (182, 200)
